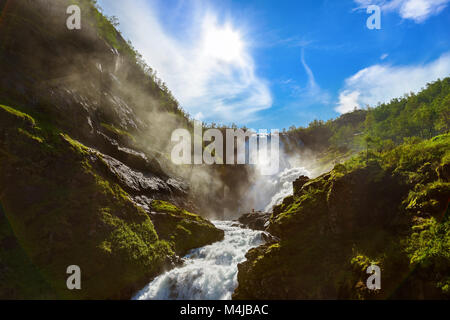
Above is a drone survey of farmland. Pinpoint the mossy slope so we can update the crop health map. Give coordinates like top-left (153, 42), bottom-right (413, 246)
top-left (234, 134), bottom-right (450, 300)
top-left (0, 104), bottom-right (221, 299)
top-left (150, 200), bottom-right (224, 256)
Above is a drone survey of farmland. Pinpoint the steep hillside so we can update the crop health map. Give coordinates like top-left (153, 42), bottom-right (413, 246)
top-left (0, 0), bottom-right (224, 299)
top-left (234, 133), bottom-right (450, 299)
top-left (283, 78), bottom-right (450, 175)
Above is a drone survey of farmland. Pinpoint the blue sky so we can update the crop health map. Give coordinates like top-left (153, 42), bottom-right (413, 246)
top-left (97, 0), bottom-right (450, 130)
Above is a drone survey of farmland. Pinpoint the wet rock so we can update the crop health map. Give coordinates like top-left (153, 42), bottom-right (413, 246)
top-left (437, 162), bottom-right (450, 181)
top-left (293, 175), bottom-right (309, 196)
top-left (237, 212), bottom-right (271, 231)
top-left (261, 232), bottom-right (279, 244)
top-left (148, 200), bottom-right (225, 256)
top-left (99, 153), bottom-right (170, 194)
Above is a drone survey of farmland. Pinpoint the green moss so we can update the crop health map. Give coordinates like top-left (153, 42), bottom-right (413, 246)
top-left (236, 133), bottom-right (450, 300)
top-left (407, 218), bottom-right (450, 265)
top-left (149, 200), bottom-right (224, 256)
top-left (152, 200), bottom-right (201, 220)
top-left (406, 216), bottom-right (450, 293)
top-left (350, 254), bottom-right (380, 272)
top-left (0, 203), bottom-right (56, 299)
top-left (0, 104), bottom-right (36, 127)
top-left (100, 123), bottom-right (135, 143)
top-left (151, 200), bottom-right (182, 214)
top-left (0, 107), bottom-right (175, 299)
top-left (405, 181), bottom-right (450, 217)
top-left (0, 102), bottom-right (225, 298)
top-left (17, 128), bottom-right (43, 144)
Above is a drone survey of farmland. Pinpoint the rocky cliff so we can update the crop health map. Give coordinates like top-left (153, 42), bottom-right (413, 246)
top-left (0, 0), bottom-right (223, 299)
top-left (233, 134), bottom-right (450, 299)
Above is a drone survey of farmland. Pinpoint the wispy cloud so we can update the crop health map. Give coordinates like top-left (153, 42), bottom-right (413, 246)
top-left (279, 50), bottom-right (331, 113)
top-left (336, 52), bottom-right (450, 113)
top-left (354, 0), bottom-right (450, 23)
top-left (100, 0), bottom-right (272, 124)
top-left (297, 49), bottom-right (331, 105)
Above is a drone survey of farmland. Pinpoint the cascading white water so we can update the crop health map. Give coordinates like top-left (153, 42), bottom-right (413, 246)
top-left (133, 221), bottom-right (265, 300)
top-left (262, 166), bottom-right (311, 212)
top-left (243, 165), bottom-right (311, 213)
top-left (240, 137), bottom-right (311, 213)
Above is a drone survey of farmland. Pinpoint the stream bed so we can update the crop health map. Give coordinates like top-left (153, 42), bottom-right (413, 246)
top-left (133, 220), bottom-right (265, 300)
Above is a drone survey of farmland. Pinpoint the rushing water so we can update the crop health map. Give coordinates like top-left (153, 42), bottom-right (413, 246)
top-left (262, 167), bottom-right (311, 212)
top-left (243, 166), bottom-right (311, 213)
top-left (133, 221), bottom-right (266, 300)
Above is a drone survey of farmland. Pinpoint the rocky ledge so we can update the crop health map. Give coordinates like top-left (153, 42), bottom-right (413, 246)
top-left (233, 134), bottom-right (450, 300)
top-left (0, 104), bottom-right (223, 299)
top-left (237, 211), bottom-right (272, 231)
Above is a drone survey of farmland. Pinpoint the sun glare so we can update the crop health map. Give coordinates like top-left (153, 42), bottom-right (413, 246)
top-left (204, 24), bottom-right (244, 63)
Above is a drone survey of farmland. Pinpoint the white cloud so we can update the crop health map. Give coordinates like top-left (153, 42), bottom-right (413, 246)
top-left (300, 51), bottom-right (331, 105)
top-left (380, 53), bottom-right (389, 60)
top-left (336, 52), bottom-right (450, 113)
top-left (336, 91), bottom-right (361, 114)
top-left (100, 0), bottom-right (272, 124)
top-left (354, 0), bottom-right (450, 22)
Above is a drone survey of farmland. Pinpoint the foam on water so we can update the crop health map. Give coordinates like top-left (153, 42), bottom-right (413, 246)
top-left (263, 166), bottom-right (310, 212)
top-left (133, 221), bottom-right (265, 300)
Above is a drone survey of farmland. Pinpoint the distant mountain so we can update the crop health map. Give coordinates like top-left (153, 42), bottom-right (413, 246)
top-left (282, 78), bottom-right (450, 175)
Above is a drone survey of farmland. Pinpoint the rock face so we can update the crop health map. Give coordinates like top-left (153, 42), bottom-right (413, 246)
top-left (0, 0), bottom-right (223, 299)
top-left (148, 200), bottom-right (224, 257)
top-left (293, 175), bottom-right (309, 196)
top-left (233, 135), bottom-right (450, 300)
top-left (0, 105), bottom-right (224, 299)
top-left (237, 212), bottom-right (271, 231)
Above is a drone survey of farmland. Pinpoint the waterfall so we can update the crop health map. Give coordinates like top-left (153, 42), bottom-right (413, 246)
top-left (262, 166), bottom-right (310, 212)
top-left (244, 164), bottom-right (311, 213)
top-left (133, 221), bottom-right (266, 300)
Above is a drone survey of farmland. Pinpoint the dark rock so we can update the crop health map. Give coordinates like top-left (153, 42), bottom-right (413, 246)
top-left (293, 175), bottom-right (309, 196)
top-left (237, 211), bottom-right (271, 231)
top-left (233, 155), bottom-right (450, 300)
top-left (98, 153), bottom-right (170, 194)
top-left (261, 232), bottom-right (279, 244)
top-left (149, 200), bottom-right (225, 256)
top-left (437, 162), bottom-right (450, 181)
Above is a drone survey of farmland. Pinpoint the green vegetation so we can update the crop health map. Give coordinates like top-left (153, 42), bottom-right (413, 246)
top-left (0, 104), bottom-right (36, 127)
top-left (240, 85), bottom-right (450, 299)
top-left (406, 217), bottom-right (450, 293)
top-left (150, 200), bottom-right (224, 256)
top-left (0, 202), bottom-right (56, 299)
top-left (100, 122), bottom-right (136, 143)
top-left (234, 133), bottom-right (450, 300)
top-left (1, 0), bottom-right (449, 301)
top-left (85, 0), bottom-right (189, 120)
top-left (0, 105), bottom-right (220, 299)
top-left (284, 78), bottom-right (450, 172)
top-left (0, 104), bottom-right (169, 299)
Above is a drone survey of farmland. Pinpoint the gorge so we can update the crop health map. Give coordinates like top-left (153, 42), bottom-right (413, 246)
top-left (0, 0), bottom-right (449, 300)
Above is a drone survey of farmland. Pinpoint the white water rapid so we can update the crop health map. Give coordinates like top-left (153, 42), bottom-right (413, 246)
top-left (133, 221), bottom-right (266, 300)
top-left (262, 166), bottom-right (311, 212)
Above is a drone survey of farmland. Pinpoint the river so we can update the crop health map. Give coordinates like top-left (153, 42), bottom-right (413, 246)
top-left (133, 220), bottom-right (266, 300)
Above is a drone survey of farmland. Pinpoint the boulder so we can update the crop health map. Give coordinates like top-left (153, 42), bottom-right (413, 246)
top-left (293, 175), bottom-right (309, 196)
top-left (237, 211), bottom-right (271, 231)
